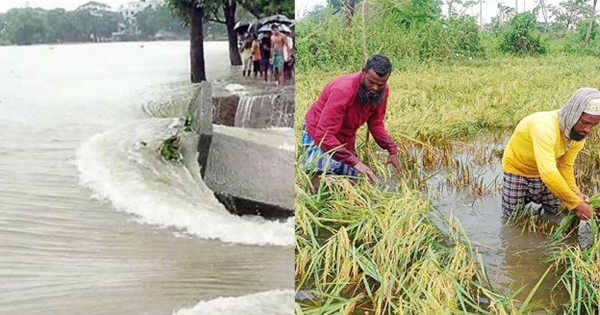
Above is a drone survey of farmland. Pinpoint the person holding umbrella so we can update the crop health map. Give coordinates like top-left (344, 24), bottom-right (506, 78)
top-left (240, 33), bottom-right (253, 77)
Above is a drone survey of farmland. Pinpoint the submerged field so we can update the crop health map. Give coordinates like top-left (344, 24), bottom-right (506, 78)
top-left (295, 55), bottom-right (600, 314)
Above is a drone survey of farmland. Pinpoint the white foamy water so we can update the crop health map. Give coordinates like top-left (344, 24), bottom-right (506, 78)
top-left (215, 125), bottom-right (295, 151)
top-left (174, 289), bottom-right (294, 315)
top-left (76, 118), bottom-right (294, 246)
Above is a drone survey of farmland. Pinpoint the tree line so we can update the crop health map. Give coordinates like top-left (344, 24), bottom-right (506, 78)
top-left (296, 0), bottom-right (600, 71)
top-left (0, 1), bottom-right (232, 45)
top-left (328, 0), bottom-right (597, 33)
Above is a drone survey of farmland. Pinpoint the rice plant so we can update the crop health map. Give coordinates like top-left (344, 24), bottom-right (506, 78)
top-left (295, 165), bottom-right (550, 314)
top-left (545, 194), bottom-right (600, 314)
top-left (296, 55), bottom-right (600, 142)
top-left (505, 205), bottom-right (557, 236)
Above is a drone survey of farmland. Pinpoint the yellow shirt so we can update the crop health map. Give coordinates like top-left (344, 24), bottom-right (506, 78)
top-left (502, 110), bottom-right (584, 210)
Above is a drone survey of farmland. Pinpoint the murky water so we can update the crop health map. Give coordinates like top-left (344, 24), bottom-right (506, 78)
top-left (425, 138), bottom-right (579, 312)
top-left (0, 41), bottom-right (293, 314)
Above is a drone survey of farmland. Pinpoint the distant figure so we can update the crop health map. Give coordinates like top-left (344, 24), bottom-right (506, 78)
top-left (240, 34), bottom-right (253, 77)
top-left (300, 55), bottom-right (403, 192)
top-left (260, 33), bottom-right (272, 82)
top-left (270, 25), bottom-right (288, 85)
top-left (251, 35), bottom-right (262, 78)
top-left (502, 88), bottom-right (600, 220)
top-left (283, 35), bottom-right (294, 83)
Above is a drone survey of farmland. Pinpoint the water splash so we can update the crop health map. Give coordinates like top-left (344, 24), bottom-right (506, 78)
top-left (76, 118), bottom-right (293, 246)
top-left (174, 289), bottom-right (294, 315)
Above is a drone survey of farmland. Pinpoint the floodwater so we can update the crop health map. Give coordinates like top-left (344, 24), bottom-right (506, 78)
top-left (426, 138), bottom-right (583, 312)
top-left (0, 41), bottom-right (293, 314)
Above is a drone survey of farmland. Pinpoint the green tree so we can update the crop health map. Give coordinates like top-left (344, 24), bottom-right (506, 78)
top-left (206, 0), bottom-right (242, 66)
top-left (137, 7), bottom-right (162, 37)
top-left (4, 8), bottom-right (49, 45)
top-left (550, 0), bottom-right (591, 30)
top-left (533, 0), bottom-right (551, 31)
top-left (578, 18), bottom-right (599, 42)
top-left (46, 8), bottom-right (70, 43)
top-left (136, 5), bottom-right (187, 38)
top-left (328, 0), bottom-right (362, 26)
top-left (446, 0), bottom-right (478, 18)
top-left (384, 0), bottom-right (442, 28)
top-left (584, 0), bottom-right (598, 45)
top-left (500, 12), bottom-right (546, 55)
top-left (0, 13), bottom-right (7, 43)
top-left (69, 2), bottom-right (121, 42)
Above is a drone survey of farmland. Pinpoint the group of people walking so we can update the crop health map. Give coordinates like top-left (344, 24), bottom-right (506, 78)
top-left (240, 24), bottom-right (294, 85)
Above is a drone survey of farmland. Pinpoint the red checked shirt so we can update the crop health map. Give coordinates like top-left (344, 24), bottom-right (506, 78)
top-left (305, 72), bottom-right (398, 167)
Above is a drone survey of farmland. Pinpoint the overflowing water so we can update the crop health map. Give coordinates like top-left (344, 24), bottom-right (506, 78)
top-left (0, 41), bottom-right (293, 314)
top-left (234, 94), bottom-right (279, 128)
top-left (77, 119), bottom-right (294, 246)
top-left (233, 90), bottom-right (294, 129)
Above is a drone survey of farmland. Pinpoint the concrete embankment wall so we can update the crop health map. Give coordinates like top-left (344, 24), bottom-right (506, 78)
top-left (188, 82), bottom-right (294, 218)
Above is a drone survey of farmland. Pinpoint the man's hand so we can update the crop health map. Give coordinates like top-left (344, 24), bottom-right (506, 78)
top-left (574, 201), bottom-right (593, 220)
top-left (354, 162), bottom-right (379, 183)
top-left (577, 193), bottom-right (590, 203)
top-left (385, 154), bottom-right (404, 176)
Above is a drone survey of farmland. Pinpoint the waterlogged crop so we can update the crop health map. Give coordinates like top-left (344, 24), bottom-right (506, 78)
top-left (295, 48), bottom-right (600, 315)
top-left (295, 174), bottom-right (544, 314)
top-left (544, 194), bottom-right (600, 314)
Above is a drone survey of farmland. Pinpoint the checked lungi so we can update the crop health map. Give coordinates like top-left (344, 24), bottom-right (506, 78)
top-left (502, 171), bottom-right (562, 216)
top-left (300, 123), bottom-right (358, 177)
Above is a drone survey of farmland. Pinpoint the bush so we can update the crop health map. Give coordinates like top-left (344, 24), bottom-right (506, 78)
top-left (554, 31), bottom-right (600, 57)
top-left (295, 2), bottom-right (485, 71)
top-left (499, 12), bottom-right (546, 55)
top-left (577, 19), bottom-right (600, 42)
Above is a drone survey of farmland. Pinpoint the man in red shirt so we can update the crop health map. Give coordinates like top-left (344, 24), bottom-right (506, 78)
top-left (301, 55), bottom-right (402, 191)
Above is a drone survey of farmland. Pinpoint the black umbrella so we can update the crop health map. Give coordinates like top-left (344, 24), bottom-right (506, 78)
top-left (260, 14), bottom-right (293, 26)
top-left (258, 23), bottom-right (292, 34)
top-left (248, 22), bottom-right (260, 36)
top-left (233, 21), bottom-right (251, 33)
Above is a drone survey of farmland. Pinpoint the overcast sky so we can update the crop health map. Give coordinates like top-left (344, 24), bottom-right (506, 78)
top-left (0, 0), bottom-right (162, 13)
top-left (295, 0), bottom-right (570, 25)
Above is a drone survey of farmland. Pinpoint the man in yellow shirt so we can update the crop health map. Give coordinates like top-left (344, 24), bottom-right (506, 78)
top-left (502, 88), bottom-right (600, 220)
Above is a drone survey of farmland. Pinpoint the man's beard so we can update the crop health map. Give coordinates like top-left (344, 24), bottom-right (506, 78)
top-left (357, 82), bottom-right (384, 106)
top-left (569, 129), bottom-right (586, 141)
